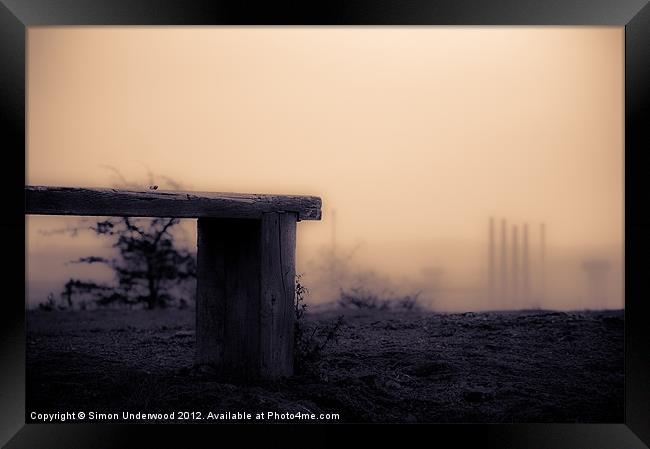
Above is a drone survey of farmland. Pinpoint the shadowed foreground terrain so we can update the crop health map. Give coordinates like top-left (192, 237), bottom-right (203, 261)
top-left (26, 308), bottom-right (623, 423)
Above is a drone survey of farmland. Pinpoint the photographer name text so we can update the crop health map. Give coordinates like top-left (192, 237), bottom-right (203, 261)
top-left (29, 410), bottom-right (339, 422)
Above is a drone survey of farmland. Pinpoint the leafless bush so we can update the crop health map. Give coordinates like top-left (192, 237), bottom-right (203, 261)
top-left (42, 170), bottom-right (196, 310)
top-left (294, 275), bottom-right (344, 376)
top-left (339, 286), bottom-right (422, 311)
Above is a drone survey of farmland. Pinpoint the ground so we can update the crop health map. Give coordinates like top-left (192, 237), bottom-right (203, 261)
top-left (26, 307), bottom-right (623, 423)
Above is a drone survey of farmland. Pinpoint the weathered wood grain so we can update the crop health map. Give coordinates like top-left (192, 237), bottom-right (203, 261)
top-left (25, 185), bottom-right (321, 221)
top-left (195, 217), bottom-right (262, 380)
top-left (259, 212), bottom-right (296, 378)
top-left (195, 217), bottom-right (227, 369)
top-left (195, 214), bottom-right (297, 381)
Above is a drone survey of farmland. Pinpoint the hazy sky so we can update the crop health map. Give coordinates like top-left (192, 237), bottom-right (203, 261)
top-left (26, 27), bottom-right (624, 310)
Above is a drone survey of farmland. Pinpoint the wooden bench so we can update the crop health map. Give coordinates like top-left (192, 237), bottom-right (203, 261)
top-left (25, 185), bottom-right (322, 381)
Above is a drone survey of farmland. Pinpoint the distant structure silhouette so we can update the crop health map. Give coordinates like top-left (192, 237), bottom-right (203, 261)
top-left (487, 218), bottom-right (547, 310)
top-left (511, 225), bottom-right (519, 307)
top-left (522, 223), bottom-right (530, 307)
top-left (500, 218), bottom-right (508, 309)
top-left (488, 217), bottom-right (496, 305)
top-left (540, 222), bottom-right (546, 305)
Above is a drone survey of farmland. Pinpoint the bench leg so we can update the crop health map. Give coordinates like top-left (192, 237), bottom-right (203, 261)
top-left (195, 213), bottom-right (296, 381)
top-left (259, 212), bottom-right (296, 378)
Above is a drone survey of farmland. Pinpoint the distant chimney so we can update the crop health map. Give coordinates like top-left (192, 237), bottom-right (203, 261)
top-left (488, 217), bottom-right (495, 305)
top-left (540, 222), bottom-right (546, 304)
top-left (331, 209), bottom-right (337, 280)
top-left (512, 225), bottom-right (519, 308)
top-left (522, 223), bottom-right (530, 307)
top-left (500, 218), bottom-right (508, 309)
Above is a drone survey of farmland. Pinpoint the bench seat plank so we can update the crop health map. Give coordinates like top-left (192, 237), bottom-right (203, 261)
top-left (25, 186), bottom-right (321, 221)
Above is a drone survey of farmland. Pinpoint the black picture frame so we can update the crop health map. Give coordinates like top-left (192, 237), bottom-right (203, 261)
top-left (2, 0), bottom-right (649, 447)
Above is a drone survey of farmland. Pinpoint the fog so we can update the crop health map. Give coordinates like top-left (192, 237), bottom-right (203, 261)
top-left (26, 27), bottom-right (623, 311)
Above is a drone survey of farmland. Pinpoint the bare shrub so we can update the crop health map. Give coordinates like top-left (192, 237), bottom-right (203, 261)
top-left (42, 170), bottom-right (196, 310)
top-left (294, 274), bottom-right (344, 376)
top-left (339, 286), bottom-right (422, 311)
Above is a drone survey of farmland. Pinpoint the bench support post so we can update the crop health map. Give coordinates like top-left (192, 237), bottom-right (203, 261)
top-left (195, 213), bottom-right (296, 381)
